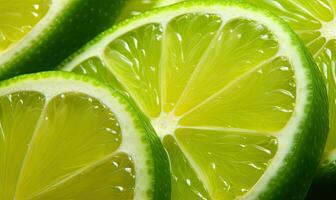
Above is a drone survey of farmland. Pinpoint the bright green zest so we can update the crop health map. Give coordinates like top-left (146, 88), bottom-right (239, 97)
top-left (244, 0), bottom-right (336, 178)
top-left (61, 1), bottom-right (328, 199)
top-left (0, 0), bottom-right (50, 53)
top-left (0, 72), bottom-right (170, 200)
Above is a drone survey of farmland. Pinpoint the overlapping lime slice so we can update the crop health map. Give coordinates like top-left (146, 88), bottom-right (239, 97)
top-left (61, 1), bottom-right (328, 199)
top-left (0, 0), bottom-right (126, 79)
top-left (0, 72), bottom-right (170, 200)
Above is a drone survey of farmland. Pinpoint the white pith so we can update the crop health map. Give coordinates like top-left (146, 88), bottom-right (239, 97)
top-left (0, 77), bottom-right (151, 200)
top-left (0, 0), bottom-right (70, 65)
top-left (62, 4), bottom-right (310, 199)
top-left (321, 19), bottom-right (336, 42)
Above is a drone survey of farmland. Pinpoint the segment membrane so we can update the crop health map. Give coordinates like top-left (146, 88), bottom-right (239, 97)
top-left (0, 0), bottom-right (50, 53)
top-left (174, 18), bottom-right (279, 115)
top-left (72, 57), bottom-right (124, 93)
top-left (179, 56), bottom-right (296, 132)
top-left (0, 92), bottom-right (45, 200)
top-left (104, 23), bottom-right (163, 117)
top-left (247, 0), bottom-right (323, 30)
top-left (246, 0), bottom-right (335, 56)
top-left (162, 13), bottom-right (222, 112)
top-left (163, 135), bottom-right (210, 200)
top-left (14, 93), bottom-right (128, 199)
top-left (29, 153), bottom-right (135, 200)
top-left (175, 128), bottom-right (277, 199)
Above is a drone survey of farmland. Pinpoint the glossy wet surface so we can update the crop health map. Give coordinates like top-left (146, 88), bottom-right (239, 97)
top-left (0, 92), bottom-right (135, 199)
top-left (0, 0), bottom-right (50, 53)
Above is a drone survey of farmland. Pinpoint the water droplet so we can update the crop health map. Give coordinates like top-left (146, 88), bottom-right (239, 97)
top-left (125, 167), bottom-right (132, 173)
top-left (257, 49), bottom-right (264, 54)
top-left (115, 186), bottom-right (124, 192)
top-left (260, 34), bottom-right (270, 40)
top-left (176, 33), bottom-right (183, 42)
top-left (150, 66), bottom-right (156, 72)
top-left (185, 178), bottom-right (191, 186)
top-left (241, 188), bottom-right (249, 193)
top-left (211, 162), bottom-right (216, 170)
top-left (280, 66), bottom-right (289, 71)
top-left (112, 161), bottom-right (119, 168)
top-left (31, 12), bottom-right (39, 18)
top-left (33, 4), bottom-right (40, 10)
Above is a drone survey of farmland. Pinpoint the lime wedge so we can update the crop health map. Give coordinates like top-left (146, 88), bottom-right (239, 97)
top-left (0, 0), bottom-right (126, 79)
top-left (0, 72), bottom-right (170, 199)
top-left (242, 0), bottom-right (336, 181)
top-left (61, 1), bottom-right (328, 199)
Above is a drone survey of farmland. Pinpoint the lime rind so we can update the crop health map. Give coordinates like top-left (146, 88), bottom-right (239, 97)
top-left (0, 71), bottom-right (170, 199)
top-left (60, 1), bottom-right (328, 199)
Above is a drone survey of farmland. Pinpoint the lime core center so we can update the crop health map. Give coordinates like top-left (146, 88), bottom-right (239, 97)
top-left (151, 113), bottom-right (179, 137)
top-left (321, 19), bottom-right (336, 41)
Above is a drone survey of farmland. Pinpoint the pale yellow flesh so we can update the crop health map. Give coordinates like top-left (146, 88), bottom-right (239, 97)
top-left (71, 12), bottom-right (296, 199)
top-left (0, 92), bottom-right (135, 199)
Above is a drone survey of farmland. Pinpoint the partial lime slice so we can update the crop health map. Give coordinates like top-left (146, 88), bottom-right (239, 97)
top-left (0, 72), bottom-right (170, 199)
top-left (242, 0), bottom-right (336, 181)
top-left (61, 1), bottom-right (328, 199)
top-left (0, 0), bottom-right (126, 79)
top-left (0, 0), bottom-right (50, 52)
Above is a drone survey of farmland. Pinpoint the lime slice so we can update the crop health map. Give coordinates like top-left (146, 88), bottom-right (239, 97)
top-left (0, 0), bottom-right (126, 79)
top-left (242, 0), bottom-right (336, 181)
top-left (0, 72), bottom-right (170, 199)
top-left (61, 1), bottom-right (328, 199)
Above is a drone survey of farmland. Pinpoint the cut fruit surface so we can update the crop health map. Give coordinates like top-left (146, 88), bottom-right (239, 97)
top-left (117, 0), bottom-right (157, 21)
top-left (0, 72), bottom-right (170, 200)
top-left (117, 0), bottom-right (183, 22)
top-left (0, 0), bottom-right (50, 53)
top-left (243, 0), bottom-right (336, 181)
top-left (0, 0), bottom-right (126, 80)
top-left (61, 1), bottom-right (328, 199)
